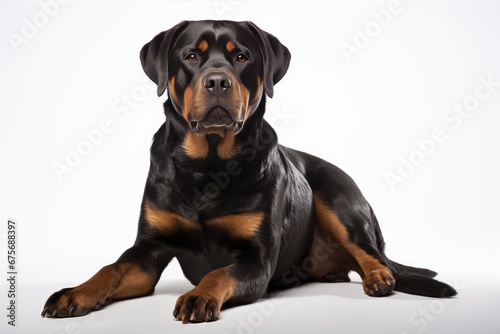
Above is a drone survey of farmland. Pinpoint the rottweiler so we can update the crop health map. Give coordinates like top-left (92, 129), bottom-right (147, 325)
top-left (42, 20), bottom-right (456, 323)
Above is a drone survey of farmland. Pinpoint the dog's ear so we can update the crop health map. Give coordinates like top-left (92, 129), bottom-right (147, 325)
top-left (247, 22), bottom-right (291, 98)
top-left (140, 21), bottom-right (188, 97)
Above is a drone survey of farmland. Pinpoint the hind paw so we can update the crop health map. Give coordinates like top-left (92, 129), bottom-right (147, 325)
top-left (363, 269), bottom-right (395, 297)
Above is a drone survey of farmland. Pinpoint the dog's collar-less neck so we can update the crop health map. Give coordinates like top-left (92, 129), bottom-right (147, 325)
top-left (162, 97), bottom-right (272, 162)
top-left (146, 97), bottom-right (278, 212)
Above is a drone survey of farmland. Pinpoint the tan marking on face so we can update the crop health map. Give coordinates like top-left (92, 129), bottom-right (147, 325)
top-left (144, 200), bottom-right (200, 234)
top-left (217, 131), bottom-right (240, 159)
top-left (182, 85), bottom-right (194, 123)
top-left (169, 76), bottom-right (179, 105)
top-left (198, 40), bottom-right (209, 52)
top-left (223, 71), bottom-right (249, 122)
top-left (182, 131), bottom-right (209, 159)
top-left (226, 40), bottom-right (236, 52)
top-left (251, 76), bottom-right (263, 107)
top-left (207, 212), bottom-right (264, 239)
top-left (183, 70), bottom-right (255, 160)
top-left (240, 83), bottom-right (251, 122)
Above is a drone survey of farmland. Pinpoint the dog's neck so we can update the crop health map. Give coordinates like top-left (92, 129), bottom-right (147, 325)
top-left (146, 100), bottom-right (277, 204)
top-left (163, 98), bottom-right (274, 160)
top-left (143, 97), bottom-right (279, 214)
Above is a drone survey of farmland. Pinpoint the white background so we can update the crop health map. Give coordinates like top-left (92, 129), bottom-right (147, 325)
top-left (1, 0), bottom-right (500, 333)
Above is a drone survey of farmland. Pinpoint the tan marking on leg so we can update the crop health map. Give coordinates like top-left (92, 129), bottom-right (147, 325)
top-left (174, 264), bottom-right (236, 323)
top-left (74, 263), bottom-right (156, 303)
top-left (194, 265), bottom-right (236, 304)
top-left (111, 264), bottom-right (158, 300)
top-left (144, 200), bottom-right (200, 234)
top-left (43, 263), bottom-right (158, 317)
top-left (313, 193), bottom-right (389, 278)
top-left (207, 212), bottom-right (264, 239)
top-left (313, 193), bottom-right (394, 295)
top-left (305, 225), bottom-right (359, 281)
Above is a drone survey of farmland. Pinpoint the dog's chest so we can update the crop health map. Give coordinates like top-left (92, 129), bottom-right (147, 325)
top-left (173, 225), bottom-right (246, 285)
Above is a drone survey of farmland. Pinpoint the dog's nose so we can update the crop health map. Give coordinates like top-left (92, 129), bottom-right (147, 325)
top-left (203, 73), bottom-right (232, 96)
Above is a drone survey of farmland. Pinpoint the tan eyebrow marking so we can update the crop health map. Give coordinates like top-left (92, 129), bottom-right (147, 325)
top-left (198, 40), bottom-right (209, 52)
top-left (226, 40), bottom-right (236, 52)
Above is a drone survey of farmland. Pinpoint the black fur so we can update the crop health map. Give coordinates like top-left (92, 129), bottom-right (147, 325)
top-left (42, 20), bottom-right (456, 323)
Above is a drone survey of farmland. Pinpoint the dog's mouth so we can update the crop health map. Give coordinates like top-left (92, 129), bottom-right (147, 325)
top-left (190, 107), bottom-right (243, 134)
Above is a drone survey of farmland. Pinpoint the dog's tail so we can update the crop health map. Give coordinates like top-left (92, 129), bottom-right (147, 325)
top-left (388, 260), bottom-right (457, 298)
top-left (370, 207), bottom-right (457, 298)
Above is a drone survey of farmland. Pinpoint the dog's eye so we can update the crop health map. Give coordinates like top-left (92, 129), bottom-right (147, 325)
top-left (186, 54), bottom-right (198, 62)
top-left (237, 54), bottom-right (247, 63)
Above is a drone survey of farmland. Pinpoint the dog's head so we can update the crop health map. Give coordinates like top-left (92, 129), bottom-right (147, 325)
top-left (140, 20), bottom-right (290, 136)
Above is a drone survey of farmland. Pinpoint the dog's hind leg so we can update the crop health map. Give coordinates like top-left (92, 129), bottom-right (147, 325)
top-left (311, 192), bottom-right (395, 297)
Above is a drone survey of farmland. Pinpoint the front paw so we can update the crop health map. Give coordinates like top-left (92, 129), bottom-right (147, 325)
top-left (173, 289), bottom-right (222, 323)
top-left (41, 287), bottom-right (106, 318)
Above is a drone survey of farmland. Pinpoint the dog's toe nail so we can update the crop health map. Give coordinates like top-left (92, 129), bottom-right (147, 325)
top-left (379, 285), bottom-right (389, 295)
top-left (173, 305), bottom-right (180, 318)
